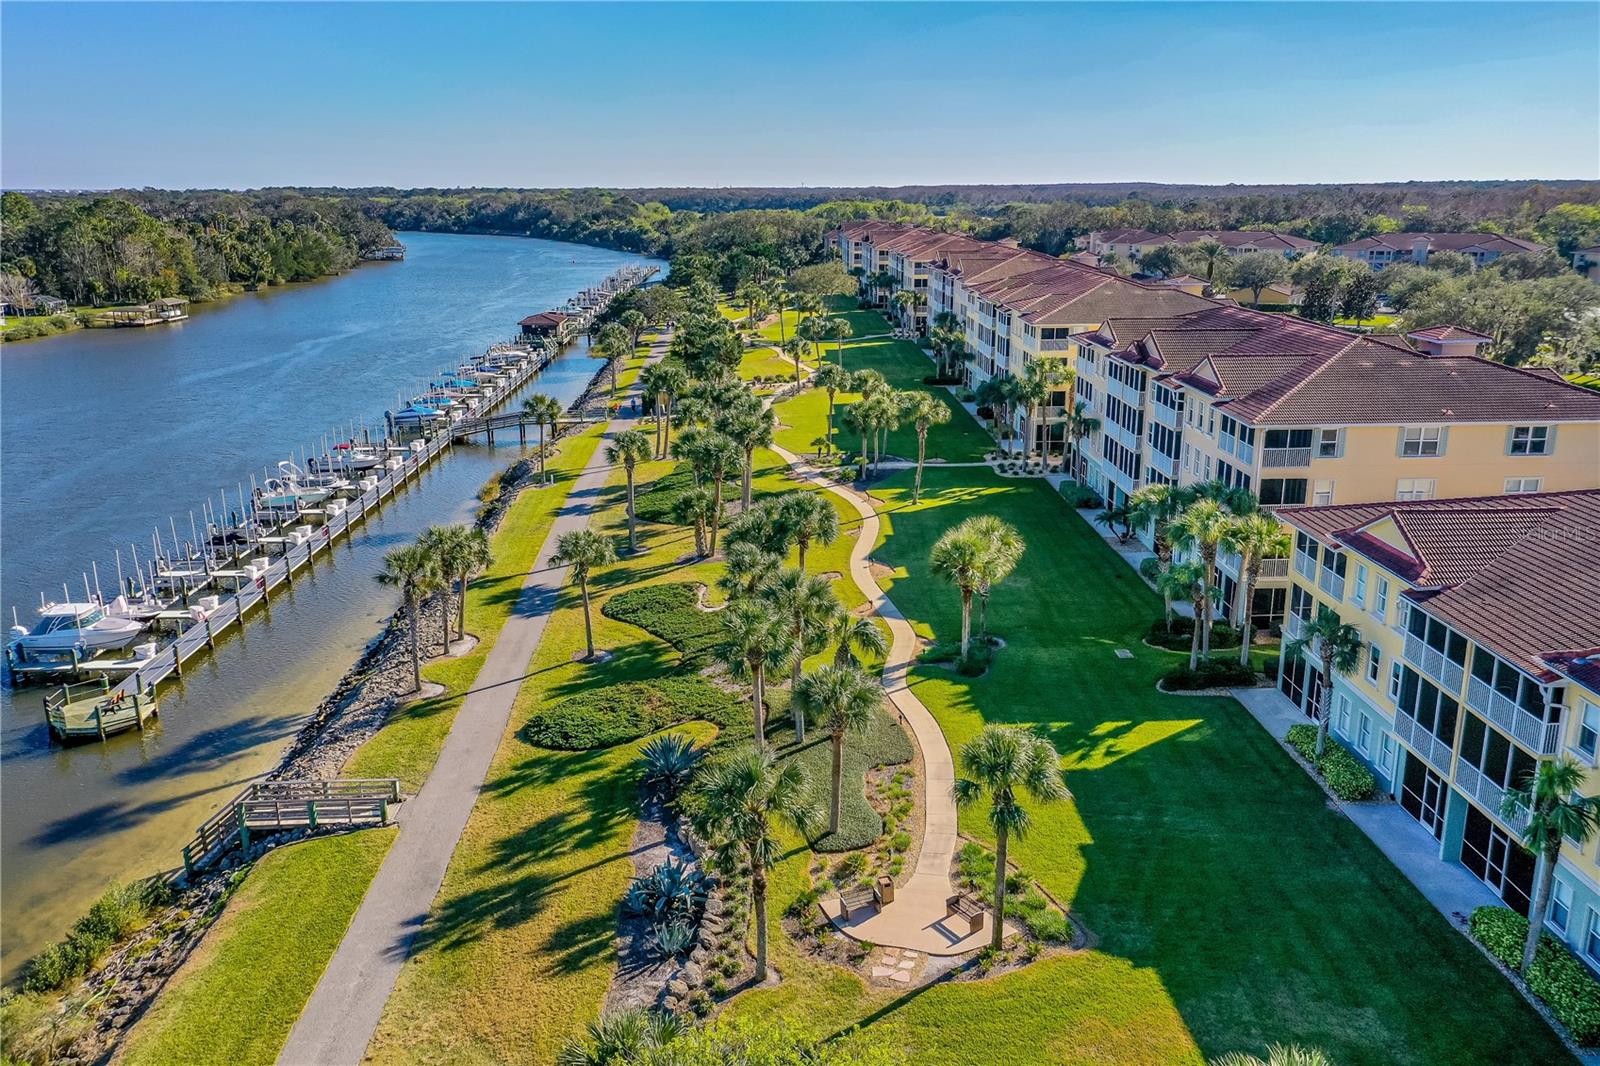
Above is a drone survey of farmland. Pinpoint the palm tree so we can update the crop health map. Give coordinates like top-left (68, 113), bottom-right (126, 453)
top-left (1210, 1047), bottom-right (1332, 1066)
top-left (862, 392), bottom-right (901, 473)
top-left (556, 1007), bottom-right (685, 1066)
top-left (1017, 359), bottom-right (1073, 461)
top-left (1223, 513), bottom-right (1291, 665)
top-left (812, 362), bottom-right (852, 456)
top-left (594, 322), bottom-right (631, 400)
top-left (954, 726), bottom-right (1069, 950)
top-left (521, 393), bottom-right (563, 483)
top-left (841, 402), bottom-right (871, 481)
top-left (416, 526), bottom-right (457, 654)
top-left (736, 281), bottom-right (768, 324)
top-left (725, 406), bottom-right (777, 510)
top-left (1285, 606), bottom-right (1364, 758)
top-left (830, 613), bottom-right (889, 667)
top-left (717, 600), bottom-right (795, 746)
top-left (1158, 560), bottom-right (1209, 669)
top-left (967, 515), bottom-right (1024, 642)
top-left (778, 490), bottom-right (840, 571)
top-left (376, 542), bottom-right (440, 692)
top-left (929, 523), bottom-right (987, 661)
top-left (1192, 239), bottom-right (1230, 284)
top-left (551, 529), bottom-right (616, 661)
top-left (671, 484), bottom-right (717, 558)
top-left (794, 292), bottom-right (824, 322)
top-left (781, 336), bottom-right (806, 386)
top-left (717, 543), bottom-right (782, 602)
top-left (689, 745), bottom-right (818, 982)
top-left (1170, 499), bottom-right (1232, 657)
top-left (902, 392), bottom-right (952, 503)
top-left (618, 309), bottom-right (649, 353)
top-left (1095, 500), bottom-right (1133, 542)
top-left (606, 428), bottom-right (654, 552)
top-left (645, 363), bottom-right (688, 459)
top-left (1062, 400), bottom-right (1101, 475)
top-left (1504, 758), bottom-right (1600, 972)
top-left (428, 524), bottom-right (493, 646)
top-left (762, 567), bottom-right (843, 722)
top-left (824, 317), bottom-right (854, 369)
top-left (699, 431), bottom-right (742, 556)
top-left (798, 664), bottom-right (881, 835)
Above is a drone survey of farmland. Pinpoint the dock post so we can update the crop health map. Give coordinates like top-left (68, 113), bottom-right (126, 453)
top-left (95, 705), bottom-right (106, 743)
top-left (307, 801), bottom-right (318, 830)
top-left (519, 422), bottom-right (526, 447)
top-left (172, 642), bottom-right (183, 678)
top-left (133, 691), bottom-right (145, 732)
top-left (379, 797), bottom-right (389, 824)
top-left (182, 845), bottom-right (195, 881)
top-left (237, 804), bottom-right (250, 854)
top-left (204, 614), bottom-right (215, 650)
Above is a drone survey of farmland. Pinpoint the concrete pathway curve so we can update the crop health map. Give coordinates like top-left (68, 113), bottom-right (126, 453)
top-left (277, 336), bottom-right (669, 1066)
top-left (772, 445), bottom-right (1004, 955)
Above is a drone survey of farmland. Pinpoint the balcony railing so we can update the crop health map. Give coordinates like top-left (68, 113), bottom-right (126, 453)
top-left (1260, 558), bottom-right (1291, 579)
top-left (1454, 758), bottom-right (1531, 834)
top-left (1465, 676), bottom-right (1560, 755)
top-left (1040, 337), bottom-right (1071, 351)
top-left (1395, 713), bottom-right (1453, 774)
top-left (1294, 551), bottom-right (1317, 581)
top-left (1238, 442), bottom-right (1256, 465)
top-left (1318, 570), bottom-right (1346, 601)
top-left (1262, 446), bottom-right (1313, 468)
top-left (1151, 403), bottom-right (1180, 430)
top-left (1403, 632), bottom-right (1466, 696)
top-left (1285, 614), bottom-right (1307, 641)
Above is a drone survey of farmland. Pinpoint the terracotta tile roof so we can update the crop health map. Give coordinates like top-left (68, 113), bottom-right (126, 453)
top-left (1279, 490), bottom-right (1600, 683)
top-left (1092, 229), bottom-right (1319, 252)
top-left (1333, 232), bottom-right (1546, 255)
top-left (1407, 324), bottom-right (1493, 342)
top-left (519, 311), bottom-right (568, 328)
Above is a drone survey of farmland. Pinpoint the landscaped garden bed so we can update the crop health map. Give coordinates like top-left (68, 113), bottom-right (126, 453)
top-left (1284, 724), bottom-right (1378, 801)
top-left (1470, 905), bottom-right (1600, 1047)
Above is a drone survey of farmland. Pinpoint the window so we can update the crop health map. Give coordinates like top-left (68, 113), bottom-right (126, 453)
top-left (1316, 428), bottom-right (1342, 458)
top-left (1505, 477), bottom-right (1543, 495)
top-left (1578, 701), bottom-right (1600, 763)
top-left (1336, 694), bottom-right (1351, 736)
top-left (1379, 734), bottom-right (1396, 775)
top-left (1509, 425), bottom-right (1551, 456)
top-left (1313, 479), bottom-right (1335, 506)
top-left (1550, 879), bottom-right (1572, 932)
top-left (1260, 478), bottom-right (1309, 506)
top-left (1586, 910), bottom-right (1600, 965)
top-left (1354, 565), bottom-right (1368, 607)
top-left (1400, 426), bottom-right (1444, 457)
top-left (1389, 660), bottom-right (1404, 701)
top-left (1358, 715), bottom-right (1372, 754)
top-left (1367, 643), bottom-right (1382, 685)
top-left (1373, 576), bottom-right (1390, 622)
top-left (1396, 478), bottom-right (1436, 501)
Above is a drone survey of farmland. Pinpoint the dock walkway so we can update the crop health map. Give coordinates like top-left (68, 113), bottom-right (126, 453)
top-left (276, 332), bottom-right (671, 1066)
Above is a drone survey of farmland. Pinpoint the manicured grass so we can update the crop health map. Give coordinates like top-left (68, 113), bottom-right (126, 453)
top-left (343, 425), bottom-right (606, 791)
top-left (738, 345), bottom-right (804, 386)
top-left (1334, 312), bottom-right (1400, 328)
top-left (119, 828), bottom-right (397, 1066)
top-left (723, 468), bottom-right (1572, 1066)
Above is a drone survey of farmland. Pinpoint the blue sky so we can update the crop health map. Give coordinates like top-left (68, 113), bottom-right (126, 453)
top-left (3, 2), bottom-right (1596, 189)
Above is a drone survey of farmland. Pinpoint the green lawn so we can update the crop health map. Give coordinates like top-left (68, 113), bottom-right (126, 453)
top-left (722, 468), bottom-right (1573, 1066)
top-left (738, 345), bottom-right (805, 387)
top-left (119, 828), bottom-right (397, 1066)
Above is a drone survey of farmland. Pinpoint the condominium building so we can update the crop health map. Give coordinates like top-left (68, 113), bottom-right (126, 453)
top-left (1276, 490), bottom-right (1600, 961)
top-left (828, 220), bottom-right (988, 333)
top-left (1331, 232), bottom-right (1547, 270)
top-left (1087, 229), bottom-right (1320, 261)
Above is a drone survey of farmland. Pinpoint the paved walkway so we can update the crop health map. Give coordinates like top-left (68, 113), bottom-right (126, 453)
top-left (773, 445), bottom-right (1007, 955)
top-left (278, 336), bottom-right (669, 1066)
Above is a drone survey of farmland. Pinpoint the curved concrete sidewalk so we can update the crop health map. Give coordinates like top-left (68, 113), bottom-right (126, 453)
top-left (772, 445), bottom-right (1002, 955)
top-left (277, 336), bottom-right (670, 1066)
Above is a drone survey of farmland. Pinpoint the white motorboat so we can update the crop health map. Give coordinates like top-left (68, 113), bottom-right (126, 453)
top-left (9, 600), bottom-right (145, 656)
top-left (256, 461), bottom-right (333, 510)
top-left (310, 443), bottom-right (384, 473)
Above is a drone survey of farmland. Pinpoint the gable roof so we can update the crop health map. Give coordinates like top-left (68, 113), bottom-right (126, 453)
top-left (1333, 232), bottom-right (1546, 255)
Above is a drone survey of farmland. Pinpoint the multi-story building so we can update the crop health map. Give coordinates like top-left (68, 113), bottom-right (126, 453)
top-left (1331, 232), bottom-right (1547, 270)
top-left (1087, 229), bottom-right (1320, 261)
top-left (1276, 490), bottom-right (1600, 962)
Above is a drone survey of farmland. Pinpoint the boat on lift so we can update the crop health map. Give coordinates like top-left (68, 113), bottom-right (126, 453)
top-left (392, 402), bottom-right (449, 428)
top-left (309, 442), bottom-right (385, 474)
top-left (256, 461), bottom-right (333, 510)
top-left (8, 599), bottom-right (146, 656)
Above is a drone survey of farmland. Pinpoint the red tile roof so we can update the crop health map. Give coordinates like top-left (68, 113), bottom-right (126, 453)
top-left (1333, 232), bottom-right (1546, 255)
top-left (1407, 324), bottom-right (1494, 342)
top-left (519, 311), bottom-right (569, 328)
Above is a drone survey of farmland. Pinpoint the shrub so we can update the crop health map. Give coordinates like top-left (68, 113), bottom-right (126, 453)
top-left (918, 639), bottom-right (994, 676)
top-left (602, 582), bottom-right (725, 666)
top-left (1260, 655), bottom-right (1281, 681)
top-left (1471, 905), bottom-right (1600, 1044)
top-left (1146, 617), bottom-right (1241, 651)
top-left (632, 463), bottom-right (699, 525)
top-left (1160, 658), bottom-right (1257, 691)
top-left (525, 675), bottom-right (744, 750)
top-left (639, 732), bottom-right (705, 800)
top-left (647, 920), bottom-right (695, 959)
top-left (1058, 482), bottom-right (1102, 509)
top-left (21, 880), bottom-right (170, 993)
top-left (922, 374), bottom-right (962, 386)
top-left (626, 858), bottom-right (710, 925)
top-left (1285, 724), bottom-right (1377, 801)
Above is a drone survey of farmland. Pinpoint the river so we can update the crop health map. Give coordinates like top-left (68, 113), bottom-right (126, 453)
top-left (0, 232), bottom-right (667, 979)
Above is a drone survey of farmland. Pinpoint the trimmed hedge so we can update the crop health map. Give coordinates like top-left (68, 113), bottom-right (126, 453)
top-left (1285, 724), bottom-right (1377, 801)
top-left (1161, 658), bottom-right (1258, 691)
top-left (1146, 617), bottom-right (1242, 651)
top-left (1471, 905), bottom-right (1600, 1045)
top-left (1059, 482), bottom-right (1103, 509)
top-left (602, 582), bottom-right (725, 667)
top-left (524, 675), bottom-right (746, 750)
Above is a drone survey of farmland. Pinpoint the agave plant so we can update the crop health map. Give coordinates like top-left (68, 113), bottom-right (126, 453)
top-left (625, 857), bottom-right (710, 924)
top-left (556, 1007), bottom-right (688, 1065)
top-left (646, 919), bottom-right (696, 959)
top-left (639, 733), bottom-right (706, 802)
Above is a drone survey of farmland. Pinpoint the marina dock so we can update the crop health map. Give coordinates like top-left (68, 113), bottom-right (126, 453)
top-left (7, 263), bottom-right (658, 738)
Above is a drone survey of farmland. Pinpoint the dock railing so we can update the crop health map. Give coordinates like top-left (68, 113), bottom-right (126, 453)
top-left (180, 777), bottom-right (400, 877)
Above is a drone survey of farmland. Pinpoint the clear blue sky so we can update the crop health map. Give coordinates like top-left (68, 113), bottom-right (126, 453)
top-left (4, 2), bottom-right (1596, 190)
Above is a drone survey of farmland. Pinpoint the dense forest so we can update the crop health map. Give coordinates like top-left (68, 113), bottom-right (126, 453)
top-left (0, 191), bottom-right (396, 308)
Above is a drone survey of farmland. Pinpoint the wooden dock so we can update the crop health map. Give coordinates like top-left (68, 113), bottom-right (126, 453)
top-left (180, 778), bottom-right (401, 875)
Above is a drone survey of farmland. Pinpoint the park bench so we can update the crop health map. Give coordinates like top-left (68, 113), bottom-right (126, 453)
top-left (838, 884), bottom-right (879, 918)
top-left (945, 893), bottom-right (986, 935)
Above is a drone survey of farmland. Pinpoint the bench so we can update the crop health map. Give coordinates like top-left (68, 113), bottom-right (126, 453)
top-left (945, 893), bottom-right (986, 935)
top-left (838, 884), bottom-right (878, 919)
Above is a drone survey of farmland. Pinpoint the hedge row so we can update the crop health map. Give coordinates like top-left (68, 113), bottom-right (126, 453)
top-left (1161, 658), bottom-right (1258, 691)
top-left (1471, 905), bottom-right (1600, 1045)
top-left (1146, 617), bottom-right (1242, 651)
top-left (1285, 723), bottom-right (1377, 801)
top-left (602, 582), bottom-right (725, 667)
top-left (524, 675), bottom-right (747, 751)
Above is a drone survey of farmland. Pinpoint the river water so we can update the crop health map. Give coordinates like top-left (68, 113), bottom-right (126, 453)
top-left (0, 232), bottom-right (666, 978)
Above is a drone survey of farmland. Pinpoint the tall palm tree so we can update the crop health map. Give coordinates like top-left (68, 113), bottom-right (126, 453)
top-left (594, 322), bottom-right (631, 400)
top-left (1017, 359), bottom-right (1073, 461)
top-left (551, 529), bottom-right (616, 661)
top-left (717, 543), bottom-right (782, 602)
top-left (1505, 758), bottom-right (1600, 971)
top-left (862, 392), bottom-right (900, 473)
top-left (735, 281), bottom-right (768, 324)
top-left (902, 392), bottom-right (952, 503)
top-left (376, 542), bottom-right (440, 692)
top-left (778, 490), bottom-right (840, 571)
top-left (966, 515), bottom-right (1024, 642)
top-left (647, 363), bottom-right (688, 459)
top-left (1127, 483), bottom-right (1186, 620)
top-left (1285, 606), bottom-right (1364, 758)
top-left (1193, 239), bottom-right (1230, 284)
top-left (798, 664), bottom-right (881, 835)
top-left (416, 526), bottom-right (457, 654)
top-left (830, 613), bottom-right (889, 667)
top-left (812, 362), bottom-right (852, 456)
top-left (428, 524), bottom-right (493, 647)
top-left (1158, 560), bottom-right (1209, 669)
top-left (841, 402), bottom-right (871, 482)
top-left (521, 393), bottom-right (563, 483)
top-left (1170, 498), bottom-right (1232, 656)
top-left (954, 726), bottom-right (1069, 950)
top-left (929, 523), bottom-right (987, 661)
top-left (716, 600), bottom-right (795, 747)
top-left (671, 484), bottom-right (717, 558)
top-left (794, 292), bottom-right (824, 322)
top-left (1062, 400), bottom-right (1101, 475)
top-left (689, 745), bottom-right (818, 981)
top-left (1223, 513), bottom-right (1291, 665)
top-left (725, 406), bottom-right (777, 509)
top-left (781, 336), bottom-right (806, 386)
top-left (762, 567), bottom-right (843, 724)
top-left (606, 428), bottom-right (654, 552)
top-left (824, 317), bottom-right (854, 369)
top-left (765, 278), bottom-right (791, 348)
top-left (698, 430), bottom-right (742, 556)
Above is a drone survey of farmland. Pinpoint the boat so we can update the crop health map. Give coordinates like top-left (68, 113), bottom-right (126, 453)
top-left (392, 402), bottom-right (448, 427)
top-left (9, 600), bottom-right (146, 657)
top-left (256, 461), bottom-right (333, 510)
top-left (310, 442), bottom-right (384, 473)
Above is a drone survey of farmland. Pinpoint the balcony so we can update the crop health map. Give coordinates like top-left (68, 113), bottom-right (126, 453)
top-left (1465, 676), bottom-right (1560, 755)
top-left (1293, 551), bottom-right (1317, 581)
top-left (1395, 713), bottom-right (1453, 774)
top-left (1404, 632), bottom-right (1466, 696)
top-left (1454, 759), bottom-right (1532, 834)
top-left (1260, 558), bottom-right (1290, 579)
top-left (1149, 449), bottom-right (1177, 480)
top-left (1040, 337), bottom-right (1071, 351)
top-left (1318, 570), bottom-right (1346, 602)
top-left (1237, 441), bottom-right (1256, 465)
top-left (1151, 403), bottom-right (1180, 430)
top-left (1262, 446), bottom-right (1312, 468)
top-left (1285, 614), bottom-right (1307, 642)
